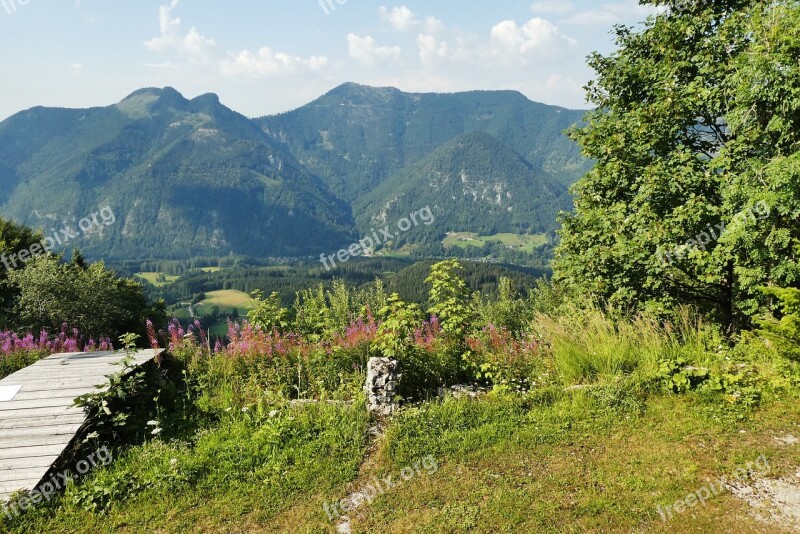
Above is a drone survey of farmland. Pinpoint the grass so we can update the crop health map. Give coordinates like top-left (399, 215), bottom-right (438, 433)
top-left (537, 309), bottom-right (712, 385)
top-left (134, 272), bottom-right (180, 287)
top-left (12, 389), bottom-right (799, 533)
top-left (443, 232), bottom-right (548, 254)
top-left (135, 268), bottom-right (222, 288)
top-left (271, 393), bottom-right (800, 533)
top-left (3, 297), bottom-right (798, 532)
top-left (167, 290), bottom-right (255, 337)
top-left (194, 290), bottom-right (255, 316)
top-left (4, 402), bottom-right (370, 533)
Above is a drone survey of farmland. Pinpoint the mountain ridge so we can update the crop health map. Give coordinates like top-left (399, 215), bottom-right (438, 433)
top-left (0, 84), bottom-right (589, 261)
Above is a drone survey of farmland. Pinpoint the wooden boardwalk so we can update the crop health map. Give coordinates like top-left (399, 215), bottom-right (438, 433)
top-left (0, 349), bottom-right (162, 502)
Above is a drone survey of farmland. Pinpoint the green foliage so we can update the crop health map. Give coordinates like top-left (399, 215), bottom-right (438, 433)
top-left (477, 277), bottom-right (530, 336)
top-left (0, 217), bottom-right (43, 329)
top-left (73, 334), bottom-right (147, 441)
top-left (247, 290), bottom-right (287, 331)
top-left (555, 0), bottom-right (800, 329)
top-left (757, 286), bottom-right (800, 359)
top-left (425, 260), bottom-right (473, 337)
top-left (292, 285), bottom-right (330, 340)
top-left (374, 293), bottom-right (422, 359)
top-left (657, 357), bottom-right (710, 394)
top-left (8, 254), bottom-right (162, 339)
top-left (326, 279), bottom-right (351, 333)
top-left (16, 401), bottom-right (369, 525)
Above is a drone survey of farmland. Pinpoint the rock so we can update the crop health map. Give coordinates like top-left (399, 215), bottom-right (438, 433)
top-left (365, 357), bottom-right (400, 415)
top-left (436, 384), bottom-right (487, 399)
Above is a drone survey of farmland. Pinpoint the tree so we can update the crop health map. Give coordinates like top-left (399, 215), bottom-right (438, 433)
top-left (248, 290), bottom-right (288, 331)
top-left (9, 254), bottom-right (163, 340)
top-left (757, 287), bottom-right (800, 359)
top-left (425, 260), bottom-right (474, 337)
top-left (0, 217), bottom-right (43, 328)
top-left (374, 293), bottom-right (422, 358)
top-left (555, 0), bottom-right (800, 329)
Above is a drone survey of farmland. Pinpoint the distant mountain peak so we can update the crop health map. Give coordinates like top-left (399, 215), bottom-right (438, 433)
top-left (121, 86), bottom-right (185, 102)
top-left (191, 93), bottom-right (221, 106)
top-left (117, 87), bottom-right (190, 119)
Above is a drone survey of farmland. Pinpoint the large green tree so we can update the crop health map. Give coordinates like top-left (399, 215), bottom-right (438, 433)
top-left (555, 0), bottom-right (800, 329)
top-left (0, 217), bottom-right (43, 328)
top-left (8, 254), bottom-right (164, 340)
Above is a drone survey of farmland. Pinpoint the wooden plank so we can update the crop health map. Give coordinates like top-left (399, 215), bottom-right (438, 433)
top-left (0, 406), bottom-right (83, 420)
top-left (10, 388), bottom-right (98, 402)
top-left (0, 467), bottom-right (49, 483)
top-left (0, 456), bottom-right (59, 470)
top-left (0, 380), bottom-right (110, 392)
top-left (7, 368), bottom-right (125, 380)
top-left (0, 444), bottom-right (67, 460)
top-left (0, 424), bottom-right (84, 441)
top-left (0, 398), bottom-right (87, 411)
top-left (0, 478), bottom-right (42, 495)
top-left (0, 434), bottom-right (79, 449)
top-left (0, 349), bottom-right (162, 502)
top-left (0, 414), bottom-right (86, 430)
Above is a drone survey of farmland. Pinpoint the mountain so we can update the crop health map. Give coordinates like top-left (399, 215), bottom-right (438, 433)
top-left (355, 131), bottom-right (571, 244)
top-left (0, 88), bottom-right (355, 259)
top-left (257, 82), bottom-right (589, 204)
top-left (0, 84), bottom-right (589, 261)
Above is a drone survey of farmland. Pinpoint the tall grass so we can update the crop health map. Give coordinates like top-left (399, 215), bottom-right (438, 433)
top-left (535, 308), bottom-right (717, 387)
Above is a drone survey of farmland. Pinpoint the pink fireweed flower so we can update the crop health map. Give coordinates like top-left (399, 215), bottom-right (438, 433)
top-left (146, 320), bottom-right (159, 349)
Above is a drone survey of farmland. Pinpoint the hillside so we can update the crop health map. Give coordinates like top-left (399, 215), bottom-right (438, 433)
top-left (257, 83), bottom-right (589, 203)
top-left (0, 84), bottom-right (588, 262)
top-left (0, 88), bottom-right (356, 260)
top-left (354, 131), bottom-right (572, 247)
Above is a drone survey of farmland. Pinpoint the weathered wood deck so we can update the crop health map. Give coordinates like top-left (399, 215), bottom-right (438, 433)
top-left (0, 349), bottom-right (162, 502)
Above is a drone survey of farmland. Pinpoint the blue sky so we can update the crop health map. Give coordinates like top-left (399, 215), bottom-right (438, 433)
top-left (0, 1), bottom-right (661, 120)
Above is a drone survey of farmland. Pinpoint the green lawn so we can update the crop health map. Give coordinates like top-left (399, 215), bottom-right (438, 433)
top-left (443, 232), bottom-right (548, 254)
top-left (134, 272), bottom-right (180, 287)
top-left (167, 290), bottom-right (255, 332)
top-left (6, 392), bottom-right (799, 533)
top-left (194, 290), bottom-right (255, 316)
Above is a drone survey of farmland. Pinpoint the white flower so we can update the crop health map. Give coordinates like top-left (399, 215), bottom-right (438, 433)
top-left (269, 410), bottom-right (279, 418)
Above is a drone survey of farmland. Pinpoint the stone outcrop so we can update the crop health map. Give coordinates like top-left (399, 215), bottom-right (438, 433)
top-left (365, 358), bottom-right (400, 415)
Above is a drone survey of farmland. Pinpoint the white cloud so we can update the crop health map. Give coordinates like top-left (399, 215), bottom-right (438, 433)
top-left (348, 34), bottom-right (402, 67)
top-left (144, 0), bottom-right (217, 62)
top-left (221, 49), bottom-right (329, 78)
top-left (379, 6), bottom-right (444, 34)
top-left (490, 18), bottom-right (577, 63)
top-left (379, 6), bottom-right (417, 31)
top-left (416, 34), bottom-right (450, 67)
top-left (146, 1), bottom-right (328, 78)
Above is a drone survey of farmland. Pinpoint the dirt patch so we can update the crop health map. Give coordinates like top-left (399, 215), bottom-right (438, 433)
top-left (727, 469), bottom-right (800, 531)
